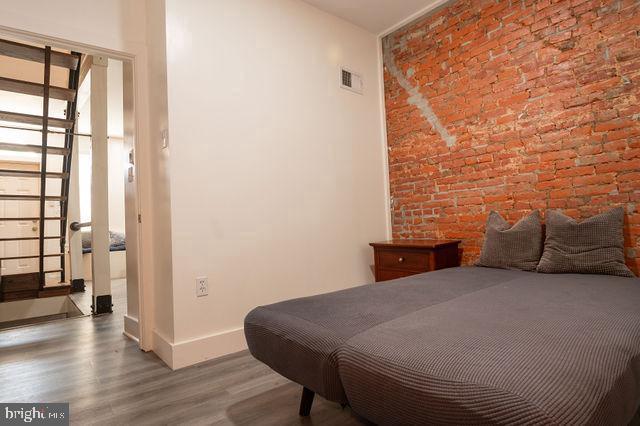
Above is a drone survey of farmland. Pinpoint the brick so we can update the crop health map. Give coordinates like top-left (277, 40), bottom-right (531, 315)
top-left (595, 159), bottom-right (640, 173)
top-left (383, 0), bottom-right (640, 266)
top-left (556, 166), bottom-right (595, 177)
top-left (536, 177), bottom-right (573, 190)
top-left (594, 119), bottom-right (636, 132)
top-left (618, 172), bottom-right (640, 182)
top-left (573, 174), bottom-right (615, 186)
top-left (574, 184), bottom-right (618, 196)
top-left (540, 150), bottom-right (577, 162)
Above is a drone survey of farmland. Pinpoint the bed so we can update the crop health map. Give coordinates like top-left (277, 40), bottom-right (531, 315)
top-left (81, 231), bottom-right (127, 279)
top-left (244, 266), bottom-right (640, 425)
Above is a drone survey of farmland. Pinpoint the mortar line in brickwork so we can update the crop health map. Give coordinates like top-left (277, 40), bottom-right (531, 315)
top-left (382, 37), bottom-right (456, 147)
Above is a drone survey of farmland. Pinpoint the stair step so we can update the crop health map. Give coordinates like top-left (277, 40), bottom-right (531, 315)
top-left (0, 39), bottom-right (79, 70)
top-left (0, 253), bottom-right (63, 261)
top-left (0, 169), bottom-right (68, 178)
top-left (0, 110), bottom-right (74, 129)
top-left (43, 283), bottom-right (70, 289)
top-left (0, 142), bottom-right (68, 155)
top-left (0, 77), bottom-right (76, 101)
top-left (39, 283), bottom-right (71, 298)
top-left (44, 269), bottom-right (62, 274)
top-left (0, 194), bottom-right (66, 201)
top-left (0, 272), bottom-right (39, 291)
top-left (0, 236), bottom-right (61, 241)
top-left (0, 217), bottom-right (63, 221)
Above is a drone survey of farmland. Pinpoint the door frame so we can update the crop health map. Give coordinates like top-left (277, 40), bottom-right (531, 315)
top-left (0, 25), bottom-right (152, 351)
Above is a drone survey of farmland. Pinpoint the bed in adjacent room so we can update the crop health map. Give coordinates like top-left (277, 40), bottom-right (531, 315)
top-left (81, 231), bottom-right (126, 279)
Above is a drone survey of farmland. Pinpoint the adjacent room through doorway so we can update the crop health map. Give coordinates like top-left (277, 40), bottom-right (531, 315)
top-left (0, 36), bottom-right (142, 344)
top-left (68, 57), bottom-right (128, 317)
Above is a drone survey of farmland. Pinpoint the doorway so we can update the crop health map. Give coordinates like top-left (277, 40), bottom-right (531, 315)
top-left (0, 34), bottom-right (144, 347)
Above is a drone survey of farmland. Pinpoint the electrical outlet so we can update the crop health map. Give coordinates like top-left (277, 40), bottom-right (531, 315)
top-left (196, 277), bottom-right (208, 297)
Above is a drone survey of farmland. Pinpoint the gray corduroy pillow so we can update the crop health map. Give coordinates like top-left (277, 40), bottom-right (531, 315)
top-left (477, 210), bottom-right (543, 272)
top-left (537, 207), bottom-right (634, 277)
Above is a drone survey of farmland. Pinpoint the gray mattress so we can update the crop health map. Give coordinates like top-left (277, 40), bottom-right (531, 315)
top-left (244, 267), bottom-right (640, 425)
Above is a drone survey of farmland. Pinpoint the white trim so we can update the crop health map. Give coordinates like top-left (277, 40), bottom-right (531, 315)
top-left (123, 314), bottom-right (139, 341)
top-left (375, 38), bottom-right (392, 240)
top-left (123, 330), bottom-right (139, 343)
top-left (378, 0), bottom-right (452, 38)
top-left (172, 327), bottom-right (247, 370)
top-left (152, 327), bottom-right (247, 370)
top-left (129, 53), bottom-right (152, 353)
top-left (0, 25), bottom-right (136, 60)
top-left (153, 330), bottom-right (174, 368)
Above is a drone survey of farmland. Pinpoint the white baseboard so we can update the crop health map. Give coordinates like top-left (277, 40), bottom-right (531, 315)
top-left (172, 327), bottom-right (247, 369)
top-left (152, 327), bottom-right (247, 370)
top-left (153, 329), bottom-right (174, 368)
top-left (123, 330), bottom-right (139, 343)
top-left (123, 314), bottom-right (139, 341)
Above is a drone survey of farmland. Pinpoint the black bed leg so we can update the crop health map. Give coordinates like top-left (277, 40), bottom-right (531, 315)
top-left (299, 387), bottom-right (315, 416)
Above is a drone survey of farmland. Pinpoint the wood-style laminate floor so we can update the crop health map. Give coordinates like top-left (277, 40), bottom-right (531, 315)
top-left (0, 287), bottom-right (361, 425)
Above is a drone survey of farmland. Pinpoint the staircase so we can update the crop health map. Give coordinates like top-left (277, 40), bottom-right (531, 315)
top-left (0, 39), bottom-right (82, 302)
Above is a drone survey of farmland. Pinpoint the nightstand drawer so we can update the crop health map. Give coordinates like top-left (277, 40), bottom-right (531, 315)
top-left (370, 239), bottom-right (461, 283)
top-left (378, 249), bottom-right (430, 272)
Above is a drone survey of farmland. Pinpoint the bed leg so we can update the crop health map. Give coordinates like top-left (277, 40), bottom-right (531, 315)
top-left (299, 387), bottom-right (315, 416)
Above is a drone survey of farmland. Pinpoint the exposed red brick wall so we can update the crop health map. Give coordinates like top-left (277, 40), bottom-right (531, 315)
top-left (383, 0), bottom-right (640, 274)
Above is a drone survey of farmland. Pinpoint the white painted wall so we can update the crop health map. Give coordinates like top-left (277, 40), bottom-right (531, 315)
top-left (75, 138), bottom-right (126, 233)
top-left (0, 0), bottom-right (392, 369)
top-left (0, 1), bottom-right (147, 54)
top-left (106, 138), bottom-right (126, 234)
top-left (164, 0), bottom-right (388, 367)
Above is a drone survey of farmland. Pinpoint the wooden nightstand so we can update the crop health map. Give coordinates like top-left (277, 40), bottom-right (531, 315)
top-left (369, 239), bottom-right (461, 282)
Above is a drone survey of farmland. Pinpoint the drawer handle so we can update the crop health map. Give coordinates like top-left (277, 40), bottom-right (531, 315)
top-left (398, 257), bottom-right (404, 263)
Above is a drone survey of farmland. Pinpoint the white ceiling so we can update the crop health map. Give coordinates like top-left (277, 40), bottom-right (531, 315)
top-left (300, 0), bottom-right (441, 34)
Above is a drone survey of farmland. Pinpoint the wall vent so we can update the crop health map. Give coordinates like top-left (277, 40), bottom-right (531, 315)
top-left (340, 67), bottom-right (363, 94)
